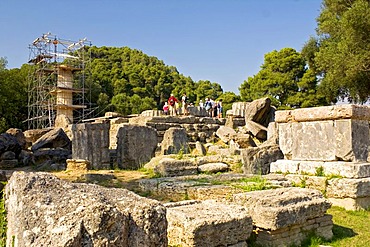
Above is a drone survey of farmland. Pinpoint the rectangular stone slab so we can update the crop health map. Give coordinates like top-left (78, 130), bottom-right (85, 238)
top-left (275, 105), bottom-right (370, 123)
top-left (166, 200), bottom-right (253, 247)
top-left (271, 160), bottom-right (370, 178)
top-left (232, 188), bottom-right (331, 230)
top-left (278, 119), bottom-right (369, 162)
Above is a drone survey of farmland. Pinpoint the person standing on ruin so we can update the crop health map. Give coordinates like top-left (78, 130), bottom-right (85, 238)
top-left (181, 93), bottom-right (189, 115)
top-left (217, 99), bottom-right (223, 118)
top-left (163, 102), bottom-right (169, 115)
top-left (199, 99), bottom-right (204, 108)
top-left (168, 94), bottom-right (178, 116)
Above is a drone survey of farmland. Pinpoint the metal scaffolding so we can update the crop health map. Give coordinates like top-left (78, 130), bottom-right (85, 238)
top-left (27, 32), bottom-right (92, 129)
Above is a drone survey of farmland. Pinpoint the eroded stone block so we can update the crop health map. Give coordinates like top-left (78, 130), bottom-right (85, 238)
top-left (166, 200), bottom-right (253, 247)
top-left (5, 172), bottom-right (167, 247)
top-left (232, 188), bottom-right (331, 230)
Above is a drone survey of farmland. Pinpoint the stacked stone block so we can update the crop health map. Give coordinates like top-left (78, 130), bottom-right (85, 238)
top-left (165, 200), bottom-right (253, 247)
top-left (272, 105), bottom-right (370, 210)
top-left (232, 188), bottom-right (333, 247)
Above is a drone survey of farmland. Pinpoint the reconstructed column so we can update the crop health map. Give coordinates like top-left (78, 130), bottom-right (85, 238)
top-left (51, 65), bottom-right (86, 123)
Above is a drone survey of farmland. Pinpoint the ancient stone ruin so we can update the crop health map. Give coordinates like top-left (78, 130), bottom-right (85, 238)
top-left (271, 105), bottom-right (370, 210)
top-left (2, 99), bottom-right (370, 246)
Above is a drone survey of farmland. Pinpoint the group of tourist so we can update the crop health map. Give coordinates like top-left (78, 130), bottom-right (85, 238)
top-left (163, 94), bottom-right (222, 118)
top-left (203, 98), bottom-right (223, 118)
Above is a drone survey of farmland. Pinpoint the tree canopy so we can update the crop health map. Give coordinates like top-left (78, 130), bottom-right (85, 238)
top-left (0, 58), bottom-right (28, 132)
top-left (239, 48), bottom-right (327, 109)
top-left (305, 0), bottom-right (370, 103)
top-left (85, 46), bottom-right (223, 116)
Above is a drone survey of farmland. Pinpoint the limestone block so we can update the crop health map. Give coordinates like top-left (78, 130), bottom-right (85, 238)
top-left (253, 214), bottom-right (333, 247)
top-left (234, 133), bottom-right (256, 148)
top-left (271, 160), bottom-right (370, 178)
top-left (275, 104), bottom-right (370, 123)
top-left (66, 159), bottom-right (91, 171)
top-left (24, 128), bottom-right (51, 146)
top-left (161, 127), bottom-right (189, 155)
top-left (192, 141), bottom-right (206, 156)
top-left (215, 126), bottom-right (236, 143)
top-left (198, 162), bottom-right (229, 173)
top-left (326, 177), bottom-right (370, 198)
top-left (298, 161), bottom-right (326, 175)
top-left (335, 119), bottom-right (369, 161)
top-left (154, 157), bottom-right (197, 177)
top-left (328, 197), bottom-right (370, 211)
top-left (292, 121), bottom-right (335, 161)
top-left (270, 160), bottom-right (300, 174)
top-left (267, 121), bottom-right (278, 144)
top-left (166, 200), bottom-right (253, 247)
top-left (278, 119), bottom-right (369, 162)
top-left (140, 109), bottom-right (163, 117)
top-left (116, 125), bottom-right (158, 170)
top-left (31, 128), bottom-right (71, 152)
top-left (231, 102), bottom-right (250, 117)
top-left (245, 120), bottom-right (268, 140)
top-left (225, 116), bottom-right (245, 129)
top-left (33, 148), bottom-right (71, 164)
top-left (278, 123), bottom-right (294, 160)
top-left (71, 123), bottom-right (110, 169)
top-left (241, 144), bottom-right (284, 175)
top-left (244, 97), bottom-right (272, 126)
top-left (6, 128), bottom-right (26, 149)
top-left (5, 172), bottom-right (167, 247)
top-left (232, 188), bottom-right (332, 230)
top-left (324, 162), bottom-right (370, 178)
top-left (109, 122), bottom-right (127, 149)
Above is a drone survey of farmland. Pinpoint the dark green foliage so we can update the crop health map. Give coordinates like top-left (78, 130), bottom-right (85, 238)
top-left (85, 46), bottom-right (223, 116)
top-left (306, 0), bottom-right (370, 103)
top-left (0, 60), bottom-right (28, 133)
top-left (239, 48), bottom-right (327, 109)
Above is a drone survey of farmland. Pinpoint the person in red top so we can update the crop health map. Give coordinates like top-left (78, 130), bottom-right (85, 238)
top-left (168, 94), bottom-right (178, 116)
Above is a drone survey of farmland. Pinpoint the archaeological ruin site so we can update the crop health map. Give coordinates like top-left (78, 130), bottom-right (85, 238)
top-left (0, 33), bottom-right (368, 247)
top-left (1, 98), bottom-right (369, 247)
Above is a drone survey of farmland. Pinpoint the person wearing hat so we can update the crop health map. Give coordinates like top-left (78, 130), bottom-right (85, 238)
top-left (168, 94), bottom-right (178, 116)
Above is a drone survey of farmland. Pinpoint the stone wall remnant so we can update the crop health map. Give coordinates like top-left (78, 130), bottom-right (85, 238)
top-left (116, 124), bottom-right (158, 169)
top-left (71, 123), bottom-right (110, 169)
top-left (161, 127), bottom-right (189, 155)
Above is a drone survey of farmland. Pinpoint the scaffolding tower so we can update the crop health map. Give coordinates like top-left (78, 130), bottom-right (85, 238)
top-left (27, 32), bottom-right (92, 129)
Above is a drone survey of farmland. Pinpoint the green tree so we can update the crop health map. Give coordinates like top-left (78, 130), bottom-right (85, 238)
top-left (194, 80), bottom-right (223, 103)
top-left (86, 46), bottom-right (225, 116)
top-left (309, 0), bottom-right (370, 103)
top-left (0, 60), bottom-right (28, 132)
top-left (239, 48), bottom-right (326, 109)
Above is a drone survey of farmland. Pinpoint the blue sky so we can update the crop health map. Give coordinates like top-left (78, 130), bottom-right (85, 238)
top-left (0, 0), bottom-right (322, 94)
